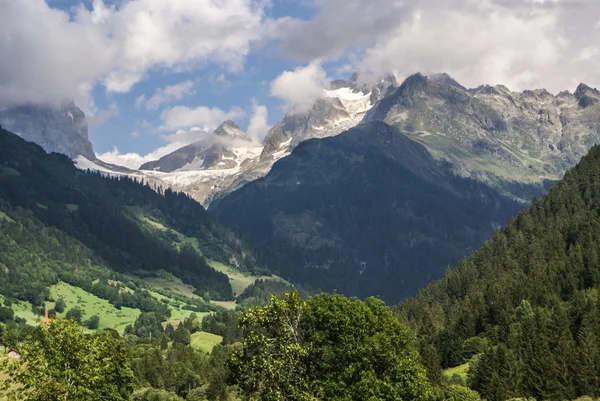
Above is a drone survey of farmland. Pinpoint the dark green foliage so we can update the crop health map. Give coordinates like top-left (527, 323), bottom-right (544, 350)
top-left (182, 313), bottom-right (202, 334)
top-left (201, 310), bottom-right (242, 344)
top-left (65, 307), bottom-right (83, 324)
top-left (85, 315), bottom-right (100, 330)
top-left (435, 385), bottom-right (481, 401)
top-left (165, 323), bottom-right (175, 340)
top-left (0, 307), bottom-right (14, 323)
top-left (54, 297), bottom-right (66, 313)
top-left (236, 278), bottom-right (310, 309)
top-left (229, 290), bottom-right (432, 401)
top-left (212, 121), bottom-right (523, 303)
top-left (132, 388), bottom-right (184, 401)
top-left (399, 144), bottom-right (600, 400)
top-left (0, 127), bottom-right (274, 304)
top-left (172, 324), bottom-right (191, 346)
top-left (132, 343), bottom-right (209, 397)
top-left (0, 320), bottom-right (134, 400)
top-left (126, 312), bottom-right (164, 340)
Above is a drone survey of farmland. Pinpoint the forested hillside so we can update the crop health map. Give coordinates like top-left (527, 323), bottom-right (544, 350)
top-left (398, 143), bottom-right (600, 400)
top-left (212, 121), bottom-right (524, 303)
top-left (0, 126), bottom-right (274, 304)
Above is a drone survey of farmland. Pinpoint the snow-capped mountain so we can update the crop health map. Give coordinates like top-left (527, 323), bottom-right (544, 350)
top-left (91, 73), bottom-right (398, 206)
top-left (139, 121), bottom-right (258, 173)
top-left (207, 73), bottom-right (398, 205)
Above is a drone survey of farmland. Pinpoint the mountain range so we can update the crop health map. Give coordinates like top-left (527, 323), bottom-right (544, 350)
top-left (17, 72), bottom-right (597, 209)
top-left (4, 72), bottom-right (600, 302)
top-left (210, 120), bottom-right (523, 302)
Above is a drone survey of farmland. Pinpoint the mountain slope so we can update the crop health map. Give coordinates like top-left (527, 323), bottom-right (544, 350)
top-left (398, 144), bottom-right (600, 400)
top-left (0, 127), bottom-right (273, 302)
top-left (364, 73), bottom-right (600, 200)
top-left (211, 121), bottom-right (523, 303)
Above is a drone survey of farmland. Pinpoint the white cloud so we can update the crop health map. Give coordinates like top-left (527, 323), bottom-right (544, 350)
top-left (87, 102), bottom-right (119, 126)
top-left (137, 81), bottom-right (195, 110)
top-left (0, 0), bottom-right (271, 107)
top-left (246, 99), bottom-right (270, 141)
top-left (277, 0), bottom-right (600, 92)
top-left (278, 0), bottom-right (408, 61)
top-left (270, 63), bottom-right (330, 112)
top-left (96, 127), bottom-right (210, 169)
top-left (358, 3), bottom-right (567, 91)
top-left (160, 105), bottom-right (245, 131)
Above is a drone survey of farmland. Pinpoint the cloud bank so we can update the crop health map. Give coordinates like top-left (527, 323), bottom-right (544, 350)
top-left (0, 0), bottom-right (270, 108)
top-left (275, 0), bottom-right (600, 92)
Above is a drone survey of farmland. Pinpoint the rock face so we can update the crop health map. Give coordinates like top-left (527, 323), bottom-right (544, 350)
top-left (0, 102), bottom-right (95, 160)
top-left (364, 74), bottom-right (600, 199)
top-left (211, 121), bottom-right (523, 303)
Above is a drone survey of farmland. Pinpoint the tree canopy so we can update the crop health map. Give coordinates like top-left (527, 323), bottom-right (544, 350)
top-left (229, 290), bottom-right (431, 401)
top-left (0, 320), bottom-right (134, 400)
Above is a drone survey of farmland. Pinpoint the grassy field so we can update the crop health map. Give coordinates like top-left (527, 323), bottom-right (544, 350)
top-left (126, 205), bottom-right (285, 298)
top-left (10, 300), bottom-right (42, 326)
top-left (49, 282), bottom-right (142, 332)
top-left (208, 261), bottom-right (286, 297)
top-left (147, 289), bottom-right (210, 326)
top-left (444, 362), bottom-right (470, 382)
top-left (190, 331), bottom-right (223, 354)
top-left (141, 275), bottom-right (201, 300)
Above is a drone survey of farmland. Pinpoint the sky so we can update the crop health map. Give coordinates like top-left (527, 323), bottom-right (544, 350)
top-left (1, 0), bottom-right (600, 169)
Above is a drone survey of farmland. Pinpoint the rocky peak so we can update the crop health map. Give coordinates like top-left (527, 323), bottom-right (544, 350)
top-left (0, 102), bottom-right (94, 160)
top-left (429, 73), bottom-right (467, 91)
top-left (369, 73), bottom-right (398, 104)
top-left (394, 73), bottom-right (430, 103)
top-left (214, 120), bottom-right (247, 140)
top-left (574, 83), bottom-right (600, 108)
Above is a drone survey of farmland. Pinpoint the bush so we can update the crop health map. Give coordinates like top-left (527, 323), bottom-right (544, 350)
top-left (54, 298), bottom-right (66, 313)
top-left (132, 388), bottom-right (184, 401)
top-left (65, 308), bottom-right (82, 324)
top-left (438, 385), bottom-right (481, 401)
top-left (0, 307), bottom-right (14, 323)
top-left (85, 315), bottom-right (100, 330)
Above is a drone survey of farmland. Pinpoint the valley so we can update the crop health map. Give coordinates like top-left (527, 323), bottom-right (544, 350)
top-left (4, 1), bottom-right (600, 400)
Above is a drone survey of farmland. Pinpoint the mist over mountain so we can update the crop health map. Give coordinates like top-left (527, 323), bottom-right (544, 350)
top-left (0, 102), bottom-right (95, 160)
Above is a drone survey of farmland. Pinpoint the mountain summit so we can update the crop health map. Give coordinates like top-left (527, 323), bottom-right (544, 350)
top-left (139, 120), bottom-right (257, 173)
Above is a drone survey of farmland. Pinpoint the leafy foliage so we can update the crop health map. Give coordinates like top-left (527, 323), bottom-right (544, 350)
top-left (0, 320), bottom-right (134, 400)
top-left (229, 290), bottom-right (431, 401)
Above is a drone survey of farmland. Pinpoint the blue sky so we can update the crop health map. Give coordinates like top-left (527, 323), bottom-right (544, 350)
top-left (47, 0), bottom-right (324, 160)
top-left (3, 0), bottom-right (600, 168)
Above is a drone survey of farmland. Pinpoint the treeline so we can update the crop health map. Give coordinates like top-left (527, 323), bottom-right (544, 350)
top-left (398, 144), bottom-right (600, 400)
